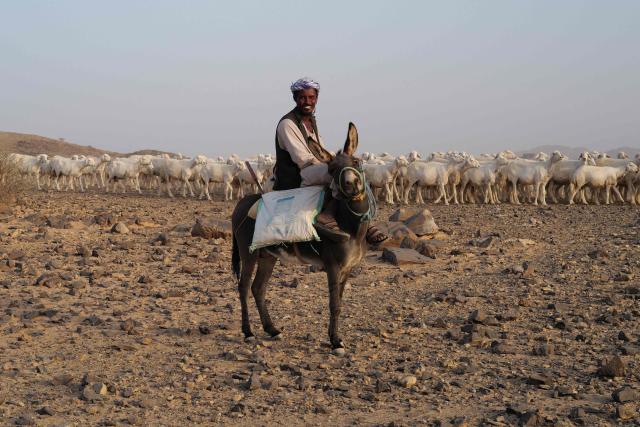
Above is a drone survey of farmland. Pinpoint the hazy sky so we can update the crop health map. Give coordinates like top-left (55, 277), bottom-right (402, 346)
top-left (2, 1), bottom-right (639, 157)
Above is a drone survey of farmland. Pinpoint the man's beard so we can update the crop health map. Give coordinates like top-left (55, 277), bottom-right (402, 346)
top-left (297, 106), bottom-right (315, 116)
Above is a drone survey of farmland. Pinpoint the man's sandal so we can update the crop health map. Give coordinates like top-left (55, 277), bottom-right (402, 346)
top-left (366, 225), bottom-right (388, 245)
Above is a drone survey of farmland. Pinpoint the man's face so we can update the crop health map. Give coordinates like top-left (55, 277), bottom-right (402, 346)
top-left (294, 89), bottom-right (318, 116)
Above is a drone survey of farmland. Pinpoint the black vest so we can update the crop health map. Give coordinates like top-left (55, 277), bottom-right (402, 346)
top-left (273, 109), bottom-right (331, 191)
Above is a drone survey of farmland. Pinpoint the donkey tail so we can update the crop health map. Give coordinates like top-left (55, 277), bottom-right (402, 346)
top-left (232, 234), bottom-right (241, 281)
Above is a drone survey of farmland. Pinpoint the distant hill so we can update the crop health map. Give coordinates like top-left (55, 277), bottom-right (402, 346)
top-left (0, 131), bottom-right (121, 157)
top-left (519, 145), bottom-right (640, 160)
top-left (0, 131), bottom-right (177, 158)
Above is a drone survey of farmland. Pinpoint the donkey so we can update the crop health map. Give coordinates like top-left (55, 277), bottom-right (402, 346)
top-left (231, 123), bottom-right (370, 354)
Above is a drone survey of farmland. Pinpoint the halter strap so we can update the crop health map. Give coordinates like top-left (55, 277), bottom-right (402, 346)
top-left (337, 166), bottom-right (376, 223)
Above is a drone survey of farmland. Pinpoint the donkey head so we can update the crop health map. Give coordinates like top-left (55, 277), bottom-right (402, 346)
top-left (328, 123), bottom-right (365, 200)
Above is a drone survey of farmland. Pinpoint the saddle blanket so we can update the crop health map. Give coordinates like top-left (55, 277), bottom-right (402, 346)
top-left (249, 186), bottom-right (325, 252)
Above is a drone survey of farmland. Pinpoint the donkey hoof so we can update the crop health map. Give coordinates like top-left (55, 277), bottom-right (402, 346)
top-left (332, 347), bottom-right (346, 357)
top-left (270, 332), bottom-right (283, 341)
top-left (244, 335), bottom-right (256, 343)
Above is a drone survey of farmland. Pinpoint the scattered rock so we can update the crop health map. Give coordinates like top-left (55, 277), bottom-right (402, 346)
top-left (598, 356), bottom-right (625, 378)
top-left (397, 375), bottom-right (417, 388)
top-left (93, 213), bottom-right (115, 226)
top-left (247, 373), bottom-right (262, 391)
top-left (588, 249), bottom-right (608, 259)
top-left (191, 218), bottom-right (230, 239)
top-left (614, 272), bottom-right (632, 282)
top-left (469, 309), bottom-right (487, 324)
top-left (491, 341), bottom-right (517, 355)
top-left (388, 208), bottom-right (414, 222)
top-left (613, 387), bottom-right (639, 403)
top-left (415, 241), bottom-right (438, 258)
top-left (45, 215), bottom-right (70, 229)
top-left (152, 232), bottom-right (170, 245)
top-left (533, 344), bottom-right (554, 356)
top-left (36, 406), bottom-right (55, 416)
top-left (616, 403), bottom-right (637, 420)
top-left (475, 236), bottom-right (496, 249)
top-left (76, 245), bottom-right (92, 258)
top-left (403, 208), bottom-right (439, 236)
top-left (382, 247), bottom-right (432, 265)
top-left (111, 222), bottom-right (130, 234)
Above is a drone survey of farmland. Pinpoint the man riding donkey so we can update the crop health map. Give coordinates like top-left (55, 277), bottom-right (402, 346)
top-left (273, 77), bottom-right (387, 244)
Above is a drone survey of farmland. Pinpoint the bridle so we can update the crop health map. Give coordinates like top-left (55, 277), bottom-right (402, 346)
top-left (336, 163), bottom-right (376, 223)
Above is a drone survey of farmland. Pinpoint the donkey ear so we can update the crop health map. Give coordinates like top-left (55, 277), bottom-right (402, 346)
top-left (343, 122), bottom-right (359, 156)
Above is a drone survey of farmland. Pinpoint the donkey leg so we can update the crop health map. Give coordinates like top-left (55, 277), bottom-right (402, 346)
top-left (251, 255), bottom-right (280, 337)
top-left (326, 268), bottom-right (345, 350)
top-left (238, 255), bottom-right (258, 340)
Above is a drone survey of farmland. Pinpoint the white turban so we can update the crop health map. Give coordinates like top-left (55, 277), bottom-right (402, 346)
top-left (290, 77), bottom-right (320, 93)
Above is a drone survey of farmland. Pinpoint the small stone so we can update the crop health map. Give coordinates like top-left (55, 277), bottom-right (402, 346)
top-left (599, 356), bottom-right (625, 378)
top-left (13, 414), bottom-right (36, 426)
top-left (51, 373), bottom-right (73, 385)
top-left (375, 379), bottom-right (392, 393)
top-left (491, 341), bottom-right (517, 355)
top-left (469, 309), bottom-right (487, 324)
top-left (137, 275), bottom-right (153, 284)
top-left (415, 241), bottom-right (437, 259)
top-left (613, 387), bottom-right (639, 403)
top-left (36, 406), bottom-right (54, 416)
top-left (247, 373), bottom-right (261, 391)
top-left (533, 344), bottom-right (555, 356)
top-left (618, 330), bottom-right (632, 342)
top-left (398, 375), bottom-right (417, 388)
top-left (521, 261), bottom-right (535, 278)
top-left (155, 233), bottom-right (170, 245)
top-left (191, 219), bottom-right (229, 239)
top-left (76, 245), bottom-right (92, 258)
top-left (614, 272), bottom-right (632, 282)
top-left (111, 222), bottom-right (129, 234)
top-left (570, 407), bottom-right (586, 420)
top-left (616, 403), bottom-right (636, 420)
top-left (198, 325), bottom-right (211, 335)
top-left (476, 236), bottom-right (495, 248)
top-left (382, 247), bottom-right (431, 265)
top-left (93, 383), bottom-right (108, 395)
top-left (527, 374), bottom-right (553, 386)
top-left (588, 249), bottom-right (608, 259)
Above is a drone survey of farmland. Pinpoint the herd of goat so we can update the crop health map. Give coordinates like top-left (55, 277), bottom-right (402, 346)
top-left (4, 149), bottom-right (640, 206)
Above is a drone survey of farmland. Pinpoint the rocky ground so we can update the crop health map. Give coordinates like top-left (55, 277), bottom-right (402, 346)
top-left (0, 190), bottom-right (639, 426)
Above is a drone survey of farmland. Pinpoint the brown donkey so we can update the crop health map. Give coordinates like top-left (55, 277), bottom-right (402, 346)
top-left (231, 123), bottom-right (371, 354)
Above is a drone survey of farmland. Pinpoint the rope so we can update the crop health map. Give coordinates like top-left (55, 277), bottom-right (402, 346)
top-left (339, 167), bottom-right (376, 223)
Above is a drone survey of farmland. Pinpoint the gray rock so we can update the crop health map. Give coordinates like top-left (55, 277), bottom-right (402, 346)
top-left (415, 241), bottom-right (438, 259)
top-left (476, 236), bottom-right (495, 248)
top-left (76, 245), bottom-right (92, 258)
top-left (36, 406), bottom-right (55, 416)
top-left (403, 208), bottom-right (439, 236)
top-left (247, 372), bottom-right (262, 390)
top-left (397, 375), bottom-right (417, 388)
top-left (616, 403), bottom-right (636, 420)
top-left (382, 247), bottom-right (432, 265)
top-left (111, 222), bottom-right (129, 234)
top-left (533, 344), bottom-right (555, 356)
top-left (191, 218), bottom-right (230, 239)
top-left (388, 208), bottom-right (415, 222)
top-left (469, 309), bottom-right (487, 324)
top-left (599, 356), bottom-right (625, 378)
top-left (613, 387), bottom-right (639, 403)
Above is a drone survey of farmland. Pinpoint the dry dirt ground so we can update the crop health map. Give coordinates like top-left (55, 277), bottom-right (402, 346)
top-left (0, 190), bottom-right (639, 426)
